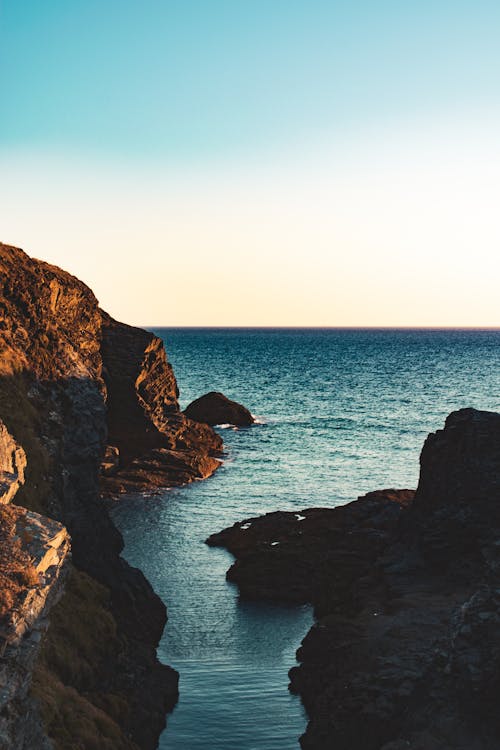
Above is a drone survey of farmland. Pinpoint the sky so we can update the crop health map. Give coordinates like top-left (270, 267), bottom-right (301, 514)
top-left (1, 0), bottom-right (500, 326)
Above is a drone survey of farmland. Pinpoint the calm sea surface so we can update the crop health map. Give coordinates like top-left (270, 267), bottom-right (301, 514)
top-left (112, 328), bottom-right (500, 749)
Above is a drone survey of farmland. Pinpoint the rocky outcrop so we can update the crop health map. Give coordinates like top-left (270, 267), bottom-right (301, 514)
top-left (0, 419), bottom-right (70, 750)
top-left (0, 242), bottom-right (221, 749)
top-left (210, 409), bottom-right (500, 749)
top-left (0, 504), bottom-right (70, 750)
top-left (0, 421), bottom-right (26, 505)
top-left (184, 391), bottom-right (254, 427)
top-left (207, 490), bottom-right (415, 606)
top-left (100, 314), bottom-right (222, 495)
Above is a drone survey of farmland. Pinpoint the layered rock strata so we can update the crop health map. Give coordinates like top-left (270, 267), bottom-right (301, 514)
top-left (0, 503), bottom-right (70, 750)
top-left (0, 417), bottom-right (71, 750)
top-left (0, 242), bottom-right (222, 749)
top-left (100, 314), bottom-right (222, 495)
top-left (209, 409), bottom-right (500, 749)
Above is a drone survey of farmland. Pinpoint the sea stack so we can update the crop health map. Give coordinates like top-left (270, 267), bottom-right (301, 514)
top-left (184, 391), bottom-right (255, 427)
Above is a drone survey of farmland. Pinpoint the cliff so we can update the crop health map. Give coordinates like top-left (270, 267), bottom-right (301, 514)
top-left (209, 409), bottom-right (500, 749)
top-left (0, 242), bottom-right (222, 749)
top-left (100, 313), bottom-right (221, 494)
top-left (0, 418), bottom-right (70, 750)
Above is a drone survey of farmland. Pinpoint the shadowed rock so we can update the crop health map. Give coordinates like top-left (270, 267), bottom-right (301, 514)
top-left (184, 391), bottom-right (254, 427)
top-left (210, 409), bottom-right (500, 749)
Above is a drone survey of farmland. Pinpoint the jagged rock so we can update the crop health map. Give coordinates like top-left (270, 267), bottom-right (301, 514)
top-left (211, 409), bottom-right (500, 749)
top-left (207, 489), bottom-right (415, 606)
top-left (184, 391), bottom-right (254, 426)
top-left (0, 504), bottom-right (70, 750)
top-left (100, 314), bottom-right (222, 494)
top-left (104, 447), bottom-right (223, 495)
top-left (0, 242), bottom-right (216, 749)
top-left (101, 444), bottom-right (120, 476)
top-left (0, 420), bottom-right (26, 505)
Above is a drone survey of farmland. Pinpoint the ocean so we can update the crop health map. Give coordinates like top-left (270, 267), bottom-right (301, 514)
top-left (112, 328), bottom-right (500, 749)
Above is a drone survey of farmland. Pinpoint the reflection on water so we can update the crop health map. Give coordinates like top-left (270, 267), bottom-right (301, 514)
top-left (113, 480), bottom-right (312, 749)
top-left (113, 328), bottom-right (500, 748)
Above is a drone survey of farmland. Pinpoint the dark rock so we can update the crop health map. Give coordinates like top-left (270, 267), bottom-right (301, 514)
top-left (184, 391), bottom-right (254, 427)
top-left (207, 491), bottom-right (414, 606)
top-left (211, 408), bottom-right (500, 749)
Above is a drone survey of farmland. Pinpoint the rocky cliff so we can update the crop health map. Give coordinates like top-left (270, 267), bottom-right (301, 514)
top-left (0, 499), bottom-right (70, 750)
top-left (0, 242), bottom-right (222, 749)
top-left (209, 409), bottom-right (500, 749)
top-left (100, 313), bottom-right (221, 495)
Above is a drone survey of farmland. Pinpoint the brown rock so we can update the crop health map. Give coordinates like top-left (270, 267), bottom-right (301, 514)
top-left (101, 444), bottom-right (120, 476)
top-left (0, 242), bottom-right (213, 748)
top-left (184, 390), bottom-right (254, 426)
top-left (0, 419), bottom-right (26, 505)
top-left (100, 314), bottom-right (222, 494)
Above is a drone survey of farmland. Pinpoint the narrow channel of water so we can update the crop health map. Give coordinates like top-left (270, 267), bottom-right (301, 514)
top-left (113, 327), bottom-right (500, 748)
top-left (113, 455), bottom-right (313, 749)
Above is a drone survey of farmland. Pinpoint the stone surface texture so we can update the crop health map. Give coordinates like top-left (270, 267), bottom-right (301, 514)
top-left (210, 409), bottom-right (500, 749)
top-left (0, 243), bottom-right (222, 749)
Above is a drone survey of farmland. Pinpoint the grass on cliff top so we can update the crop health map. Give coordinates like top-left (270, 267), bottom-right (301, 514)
top-left (0, 504), bottom-right (40, 621)
top-left (32, 568), bottom-right (139, 750)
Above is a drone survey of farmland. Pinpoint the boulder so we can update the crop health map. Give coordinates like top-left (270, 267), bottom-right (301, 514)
top-left (184, 391), bottom-right (254, 427)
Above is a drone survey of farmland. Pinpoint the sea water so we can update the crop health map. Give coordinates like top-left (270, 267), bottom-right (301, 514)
top-left (112, 328), bottom-right (500, 749)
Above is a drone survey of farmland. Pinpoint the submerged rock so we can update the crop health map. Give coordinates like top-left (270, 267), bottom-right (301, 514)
top-left (211, 409), bottom-right (500, 749)
top-left (184, 391), bottom-right (254, 427)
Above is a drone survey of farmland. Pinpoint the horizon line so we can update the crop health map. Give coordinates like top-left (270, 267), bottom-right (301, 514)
top-left (144, 325), bottom-right (500, 331)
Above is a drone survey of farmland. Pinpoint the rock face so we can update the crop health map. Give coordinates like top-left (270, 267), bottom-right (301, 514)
top-left (0, 420), bottom-right (71, 750)
top-left (101, 314), bottom-right (222, 495)
top-left (210, 409), bottom-right (500, 749)
top-left (0, 420), bottom-right (26, 505)
top-left (0, 511), bottom-right (70, 750)
top-left (184, 391), bottom-right (254, 427)
top-left (0, 243), bottom-right (222, 749)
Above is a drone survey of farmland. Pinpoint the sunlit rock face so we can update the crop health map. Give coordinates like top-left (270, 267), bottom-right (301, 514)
top-left (0, 416), bottom-right (70, 750)
top-left (0, 242), bottom-right (220, 749)
top-left (0, 503), bottom-right (70, 750)
top-left (0, 420), bottom-right (26, 505)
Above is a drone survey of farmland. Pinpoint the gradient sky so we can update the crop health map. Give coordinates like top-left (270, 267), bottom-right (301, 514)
top-left (1, 1), bottom-right (500, 325)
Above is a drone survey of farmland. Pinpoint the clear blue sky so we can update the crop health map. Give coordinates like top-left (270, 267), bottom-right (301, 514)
top-left (1, 1), bottom-right (500, 326)
top-left (2, 0), bottom-right (499, 162)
